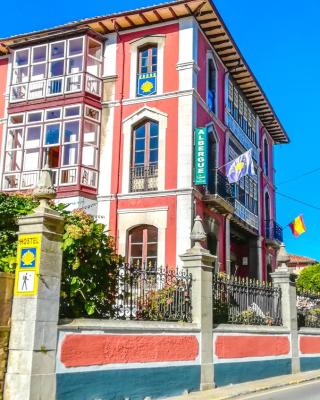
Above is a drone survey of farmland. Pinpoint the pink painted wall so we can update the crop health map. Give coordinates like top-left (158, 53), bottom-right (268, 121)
top-left (215, 335), bottom-right (290, 359)
top-left (61, 334), bottom-right (199, 367)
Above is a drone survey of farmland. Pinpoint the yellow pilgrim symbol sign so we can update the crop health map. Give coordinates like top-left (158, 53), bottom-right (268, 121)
top-left (14, 234), bottom-right (41, 296)
top-left (21, 250), bottom-right (36, 267)
top-left (141, 80), bottom-right (154, 93)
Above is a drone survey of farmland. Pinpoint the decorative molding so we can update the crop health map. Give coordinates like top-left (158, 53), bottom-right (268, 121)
top-left (118, 206), bottom-right (169, 214)
top-left (176, 61), bottom-right (199, 72)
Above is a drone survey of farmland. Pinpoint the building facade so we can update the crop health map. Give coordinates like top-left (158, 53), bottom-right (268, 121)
top-left (0, 0), bottom-right (289, 280)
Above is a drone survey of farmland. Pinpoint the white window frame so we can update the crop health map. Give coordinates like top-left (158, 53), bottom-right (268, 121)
top-left (84, 104), bottom-right (101, 122)
top-left (64, 104), bottom-right (82, 119)
top-left (45, 107), bottom-right (63, 121)
top-left (8, 113), bottom-right (25, 126)
top-left (43, 121), bottom-right (62, 147)
top-left (122, 106), bottom-right (167, 193)
top-left (27, 110), bottom-right (44, 124)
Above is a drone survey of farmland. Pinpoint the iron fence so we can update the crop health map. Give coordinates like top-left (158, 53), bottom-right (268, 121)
top-left (297, 291), bottom-right (320, 328)
top-left (212, 273), bottom-right (282, 326)
top-left (114, 265), bottom-right (192, 322)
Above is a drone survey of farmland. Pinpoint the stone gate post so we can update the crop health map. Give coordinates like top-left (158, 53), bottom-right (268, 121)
top-left (271, 242), bottom-right (300, 374)
top-left (180, 216), bottom-right (216, 390)
top-left (4, 167), bottom-right (64, 400)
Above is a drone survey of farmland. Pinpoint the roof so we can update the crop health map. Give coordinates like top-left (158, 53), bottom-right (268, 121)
top-left (288, 254), bottom-right (319, 265)
top-left (0, 0), bottom-right (289, 144)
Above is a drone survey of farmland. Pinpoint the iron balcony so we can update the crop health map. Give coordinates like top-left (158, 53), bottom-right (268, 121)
top-left (203, 170), bottom-right (235, 214)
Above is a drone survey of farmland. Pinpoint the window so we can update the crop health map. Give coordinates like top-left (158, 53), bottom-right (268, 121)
top-left (227, 79), bottom-right (257, 145)
top-left (127, 225), bottom-right (158, 269)
top-left (264, 138), bottom-right (269, 176)
top-left (10, 36), bottom-right (102, 102)
top-left (207, 58), bottom-right (217, 114)
top-left (136, 45), bottom-right (158, 97)
top-left (228, 141), bottom-right (258, 214)
top-left (130, 120), bottom-right (158, 192)
top-left (2, 104), bottom-right (100, 190)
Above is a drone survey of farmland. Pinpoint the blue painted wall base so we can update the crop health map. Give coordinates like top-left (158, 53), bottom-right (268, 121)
top-left (300, 357), bottom-right (320, 372)
top-left (214, 359), bottom-right (292, 387)
top-left (57, 365), bottom-right (200, 400)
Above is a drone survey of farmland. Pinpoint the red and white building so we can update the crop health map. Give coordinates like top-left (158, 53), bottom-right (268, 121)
top-left (0, 0), bottom-right (289, 279)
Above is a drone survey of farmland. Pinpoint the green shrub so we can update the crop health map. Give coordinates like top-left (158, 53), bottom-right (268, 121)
top-left (0, 193), bottom-right (121, 318)
top-left (296, 264), bottom-right (320, 293)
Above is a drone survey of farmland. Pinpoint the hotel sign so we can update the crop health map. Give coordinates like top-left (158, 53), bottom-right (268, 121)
top-left (194, 127), bottom-right (208, 185)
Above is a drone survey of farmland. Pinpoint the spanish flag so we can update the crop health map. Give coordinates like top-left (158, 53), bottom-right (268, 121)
top-left (289, 214), bottom-right (306, 237)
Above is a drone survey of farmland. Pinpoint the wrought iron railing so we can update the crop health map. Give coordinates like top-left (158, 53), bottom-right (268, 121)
top-left (212, 273), bottom-right (282, 326)
top-left (297, 291), bottom-right (320, 328)
top-left (114, 265), bottom-right (192, 322)
top-left (265, 220), bottom-right (283, 242)
top-left (130, 165), bottom-right (158, 192)
top-left (207, 170), bottom-right (233, 203)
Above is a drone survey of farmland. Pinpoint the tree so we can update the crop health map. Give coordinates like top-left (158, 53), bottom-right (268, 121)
top-left (296, 264), bottom-right (320, 293)
top-left (0, 193), bottom-right (122, 318)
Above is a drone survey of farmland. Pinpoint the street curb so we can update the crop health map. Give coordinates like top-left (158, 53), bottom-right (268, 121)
top-left (168, 371), bottom-right (320, 400)
top-left (214, 374), bottom-right (320, 399)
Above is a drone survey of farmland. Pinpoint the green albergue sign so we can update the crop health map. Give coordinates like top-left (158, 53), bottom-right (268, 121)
top-left (194, 127), bottom-right (208, 185)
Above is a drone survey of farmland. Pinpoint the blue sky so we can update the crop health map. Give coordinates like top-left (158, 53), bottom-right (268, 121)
top-left (2, 0), bottom-right (319, 259)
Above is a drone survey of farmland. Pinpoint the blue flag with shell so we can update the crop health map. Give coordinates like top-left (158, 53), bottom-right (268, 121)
top-left (225, 149), bottom-right (256, 183)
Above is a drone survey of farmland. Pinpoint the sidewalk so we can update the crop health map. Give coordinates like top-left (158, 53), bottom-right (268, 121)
top-left (169, 370), bottom-right (320, 400)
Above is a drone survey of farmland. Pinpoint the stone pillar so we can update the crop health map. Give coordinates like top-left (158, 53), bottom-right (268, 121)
top-left (180, 216), bottom-right (216, 391)
top-left (271, 243), bottom-right (300, 374)
top-left (225, 214), bottom-right (231, 275)
top-left (0, 273), bottom-right (14, 396)
top-left (4, 167), bottom-right (64, 400)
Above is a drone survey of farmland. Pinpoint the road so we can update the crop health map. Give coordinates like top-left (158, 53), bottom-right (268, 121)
top-left (236, 380), bottom-right (320, 400)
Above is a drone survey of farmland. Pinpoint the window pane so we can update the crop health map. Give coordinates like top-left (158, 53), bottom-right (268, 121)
top-left (86, 57), bottom-right (100, 77)
top-left (150, 137), bottom-right (158, 150)
top-left (33, 46), bottom-right (47, 63)
top-left (7, 129), bottom-right (23, 150)
top-left (27, 112), bottom-right (42, 123)
top-left (149, 149), bottom-right (158, 163)
top-left (84, 121), bottom-right (98, 143)
top-left (150, 122), bottom-right (158, 137)
top-left (130, 244), bottom-right (142, 258)
top-left (9, 114), bottom-right (24, 125)
top-left (24, 149), bottom-right (40, 171)
top-left (68, 56), bottom-right (83, 74)
top-left (13, 67), bottom-right (29, 84)
top-left (135, 125), bottom-right (145, 139)
top-left (135, 138), bottom-right (145, 151)
top-left (5, 151), bottom-right (22, 172)
top-left (47, 146), bottom-right (60, 168)
top-left (82, 145), bottom-right (96, 167)
top-left (45, 124), bottom-right (60, 145)
top-left (147, 243), bottom-right (157, 257)
top-left (148, 226), bottom-right (158, 242)
top-left (46, 109), bottom-right (61, 120)
top-left (50, 60), bottom-right (64, 77)
top-left (85, 106), bottom-right (100, 121)
top-left (68, 38), bottom-right (83, 56)
top-left (88, 39), bottom-right (102, 59)
top-left (64, 121), bottom-right (79, 143)
top-left (130, 226), bottom-right (144, 243)
top-left (15, 49), bottom-right (29, 66)
top-left (31, 64), bottom-right (46, 81)
top-left (63, 144), bottom-right (78, 165)
top-left (25, 126), bottom-right (41, 148)
top-left (135, 151), bottom-right (144, 165)
top-left (50, 42), bottom-right (65, 59)
top-left (65, 106), bottom-right (80, 118)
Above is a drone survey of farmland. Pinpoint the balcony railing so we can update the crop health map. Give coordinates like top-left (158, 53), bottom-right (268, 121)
top-left (203, 170), bottom-right (235, 213)
top-left (265, 220), bottom-right (283, 243)
top-left (2, 166), bottom-right (98, 191)
top-left (130, 165), bottom-right (158, 192)
top-left (10, 72), bottom-right (102, 103)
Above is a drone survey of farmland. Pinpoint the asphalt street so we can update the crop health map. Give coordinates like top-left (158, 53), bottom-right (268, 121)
top-left (236, 380), bottom-right (320, 400)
